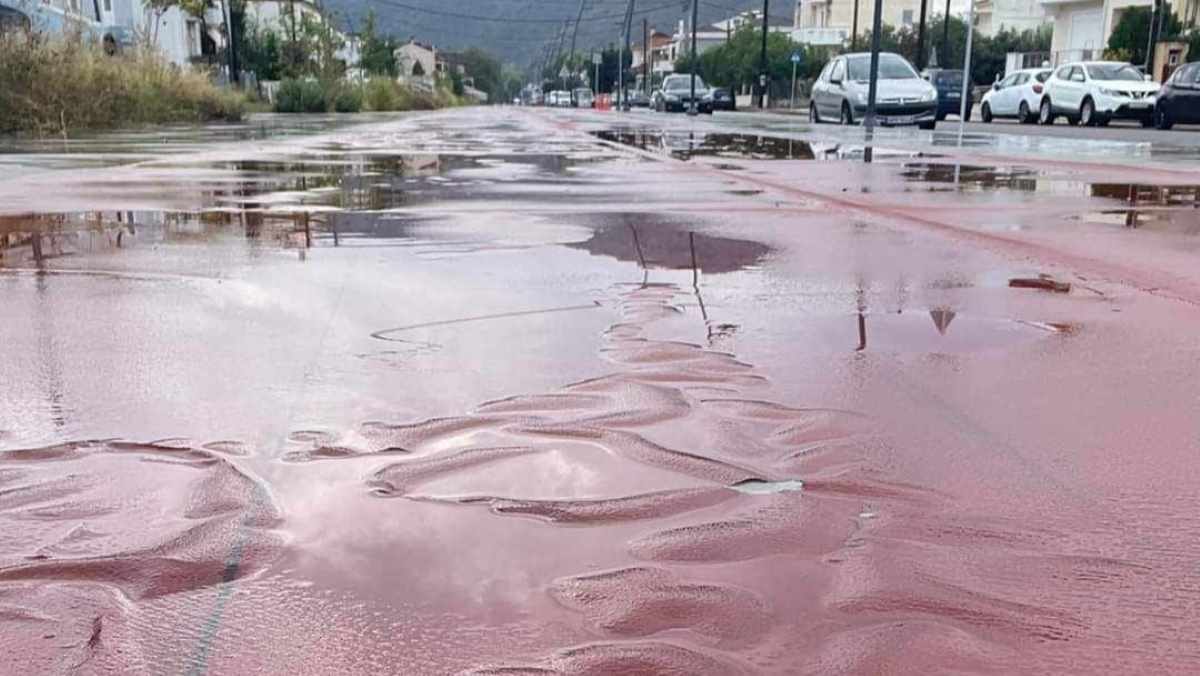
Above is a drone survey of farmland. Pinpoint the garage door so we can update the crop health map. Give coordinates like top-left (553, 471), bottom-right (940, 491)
top-left (1069, 9), bottom-right (1103, 51)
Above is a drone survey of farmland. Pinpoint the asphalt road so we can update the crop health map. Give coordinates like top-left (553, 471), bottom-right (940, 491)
top-left (4, 106), bottom-right (1200, 674)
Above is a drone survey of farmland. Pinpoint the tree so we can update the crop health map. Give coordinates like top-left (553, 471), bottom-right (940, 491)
top-left (450, 70), bottom-right (465, 96)
top-left (358, 9), bottom-right (397, 77)
top-left (1107, 6), bottom-right (1183, 65)
top-left (673, 26), bottom-right (829, 94)
top-left (458, 48), bottom-right (504, 100)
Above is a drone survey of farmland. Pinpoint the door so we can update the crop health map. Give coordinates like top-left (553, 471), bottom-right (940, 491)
top-left (994, 73), bottom-right (1021, 115)
top-left (1056, 66), bottom-right (1086, 111)
top-left (1180, 64), bottom-right (1200, 123)
top-left (821, 59), bottom-right (847, 118)
top-left (812, 61), bottom-right (833, 116)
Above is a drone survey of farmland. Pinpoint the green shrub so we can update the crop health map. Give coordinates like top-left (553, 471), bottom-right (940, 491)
top-left (274, 78), bottom-right (327, 113)
top-left (364, 77), bottom-right (400, 111)
top-left (332, 86), bottom-right (363, 113)
top-left (0, 31), bottom-right (245, 135)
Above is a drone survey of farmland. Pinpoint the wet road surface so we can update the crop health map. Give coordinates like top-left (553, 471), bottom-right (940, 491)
top-left (3, 108), bottom-right (1200, 674)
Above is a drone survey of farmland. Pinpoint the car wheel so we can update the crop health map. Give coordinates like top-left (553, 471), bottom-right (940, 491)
top-left (1140, 116), bottom-right (1155, 128)
top-left (1080, 98), bottom-right (1095, 126)
top-left (1155, 106), bottom-right (1174, 130)
top-left (936, 112), bottom-right (946, 122)
top-left (981, 103), bottom-right (993, 123)
top-left (1066, 115), bottom-right (1080, 127)
top-left (840, 101), bottom-right (853, 125)
top-left (809, 102), bottom-right (821, 124)
top-left (1039, 99), bottom-right (1055, 125)
top-left (1018, 101), bottom-right (1033, 124)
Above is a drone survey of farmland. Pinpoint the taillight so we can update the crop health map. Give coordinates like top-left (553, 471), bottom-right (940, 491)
top-left (1033, 83), bottom-right (1044, 94)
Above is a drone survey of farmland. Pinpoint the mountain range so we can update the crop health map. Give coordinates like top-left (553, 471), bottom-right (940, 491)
top-left (322, 0), bottom-right (776, 69)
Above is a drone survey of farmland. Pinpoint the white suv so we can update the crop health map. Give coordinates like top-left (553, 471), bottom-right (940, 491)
top-left (1038, 61), bottom-right (1160, 127)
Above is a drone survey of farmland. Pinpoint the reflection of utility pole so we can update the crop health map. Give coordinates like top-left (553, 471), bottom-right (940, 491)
top-left (855, 282), bottom-right (867, 351)
top-left (629, 224), bottom-right (648, 286)
top-left (941, 0), bottom-right (952, 67)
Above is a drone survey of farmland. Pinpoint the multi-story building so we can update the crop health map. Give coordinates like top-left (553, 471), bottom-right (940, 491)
top-left (791, 0), bottom-right (925, 46)
top-left (1040, 0), bottom-right (1149, 65)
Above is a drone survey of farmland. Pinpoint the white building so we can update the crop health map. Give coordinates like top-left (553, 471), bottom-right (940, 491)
top-left (395, 39), bottom-right (437, 79)
top-left (1041, 0), bottom-right (1148, 65)
top-left (975, 0), bottom-right (1050, 35)
top-left (792, 0), bottom-right (926, 46)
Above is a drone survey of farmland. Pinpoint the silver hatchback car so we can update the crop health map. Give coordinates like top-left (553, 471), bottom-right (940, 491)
top-left (810, 52), bottom-right (939, 129)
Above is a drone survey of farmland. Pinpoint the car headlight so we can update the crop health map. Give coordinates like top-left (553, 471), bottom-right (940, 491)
top-left (665, 94), bottom-right (680, 102)
top-left (922, 88), bottom-right (937, 102)
top-left (855, 91), bottom-right (868, 104)
top-left (1099, 88), bottom-right (1123, 97)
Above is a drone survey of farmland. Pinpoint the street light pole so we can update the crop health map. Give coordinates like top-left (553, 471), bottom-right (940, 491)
top-left (689, 0), bottom-right (699, 115)
top-left (1144, 0), bottom-right (1163, 74)
top-left (916, 0), bottom-right (929, 69)
top-left (864, 0), bottom-right (884, 163)
top-left (758, 0), bottom-right (769, 108)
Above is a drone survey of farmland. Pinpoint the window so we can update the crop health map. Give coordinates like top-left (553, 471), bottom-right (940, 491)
top-left (846, 54), bottom-right (919, 81)
top-left (817, 62), bottom-right (833, 82)
top-left (1069, 66), bottom-right (1085, 82)
top-left (187, 20), bottom-right (199, 56)
top-left (1000, 74), bottom-right (1018, 87)
top-left (1014, 73), bottom-right (1029, 85)
top-left (1054, 66), bottom-right (1071, 80)
top-left (902, 9), bottom-right (914, 26)
top-left (103, 0), bottom-right (111, 11)
top-left (830, 59), bottom-right (845, 83)
top-left (1035, 70), bottom-right (1051, 82)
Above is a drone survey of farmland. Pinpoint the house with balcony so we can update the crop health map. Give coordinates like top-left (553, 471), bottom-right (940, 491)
top-left (791, 0), bottom-right (925, 46)
top-left (631, 29), bottom-right (673, 85)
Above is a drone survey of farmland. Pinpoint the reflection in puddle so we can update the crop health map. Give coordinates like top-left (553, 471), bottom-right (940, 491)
top-left (847, 310), bottom-right (1063, 354)
top-left (566, 213), bottom-right (771, 274)
top-left (593, 130), bottom-right (819, 160)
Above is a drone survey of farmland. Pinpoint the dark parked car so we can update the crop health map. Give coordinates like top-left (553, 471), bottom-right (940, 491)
top-left (708, 87), bottom-right (736, 111)
top-left (626, 89), bottom-right (651, 107)
top-left (922, 68), bottom-right (972, 121)
top-left (1155, 62), bottom-right (1200, 129)
top-left (652, 74), bottom-right (713, 114)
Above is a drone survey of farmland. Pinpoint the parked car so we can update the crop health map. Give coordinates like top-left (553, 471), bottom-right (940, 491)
top-left (921, 68), bottom-right (972, 121)
top-left (979, 67), bottom-right (1052, 123)
top-left (810, 52), bottom-right (938, 129)
top-left (1154, 61), bottom-right (1200, 129)
top-left (1039, 61), bottom-right (1159, 127)
top-left (573, 88), bottom-right (595, 108)
top-left (709, 87), bottom-right (737, 111)
top-left (627, 89), bottom-right (651, 107)
top-left (552, 90), bottom-right (573, 108)
top-left (652, 74), bottom-right (713, 113)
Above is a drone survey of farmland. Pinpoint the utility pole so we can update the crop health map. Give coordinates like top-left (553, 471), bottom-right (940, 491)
top-left (1144, 0), bottom-right (1163, 74)
top-left (916, 0), bottom-right (929, 69)
top-left (864, 0), bottom-right (884, 163)
top-left (852, 0), bottom-right (860, 50)
top-left (689, 0), bottom-right (699, 114)
top-left (223, 0), bottom-right (239, 84)
top-left (757, 0), bottom-right (769, 108)
top-left (643, 17), bottom-right (649, 96)
top-left (958, 0), bottom-right (975, 145)
top-left (941, 0), bottom-right (952, 66)
top-left (570, 0), bottom-right (587, 57)
top-left (621, 0), bottom-right (635, 110)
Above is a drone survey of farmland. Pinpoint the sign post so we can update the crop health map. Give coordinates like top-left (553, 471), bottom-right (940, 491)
top-left (593, 51), bottom-right (601, 95)
top-left (790, 51), bottom-right (803, 109)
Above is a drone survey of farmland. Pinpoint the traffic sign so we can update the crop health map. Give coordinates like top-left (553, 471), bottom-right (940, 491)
top-left (790, 51), bottom-right (803, 64)
top-left (559, 65), bottom-right (570, 78)
top-left (593, 53), bottom-right (602, 65)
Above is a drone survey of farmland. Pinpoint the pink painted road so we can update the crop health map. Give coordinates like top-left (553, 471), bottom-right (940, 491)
top-left (2, 107), bottom-right (1199, 674)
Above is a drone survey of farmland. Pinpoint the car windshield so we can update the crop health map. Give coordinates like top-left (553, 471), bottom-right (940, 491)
top-left (574, 89), bottom-right (591, 98)
top-left (666, 76), bottom-right (707, 91)
top-left (847, 54), bottom-right (919, 81)
top-left (1086, 64), bottom-right (1142, 81)
top-left (1035, 70), bottom-right (1051, 82)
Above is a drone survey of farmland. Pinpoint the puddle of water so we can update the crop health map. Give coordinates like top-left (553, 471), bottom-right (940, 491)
top-left (593, 130), bottom-right (819, 160)
top-left (565, 212), bottom-right (771, 275)
top-left (838, 310), bottom-right (1063, 354)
